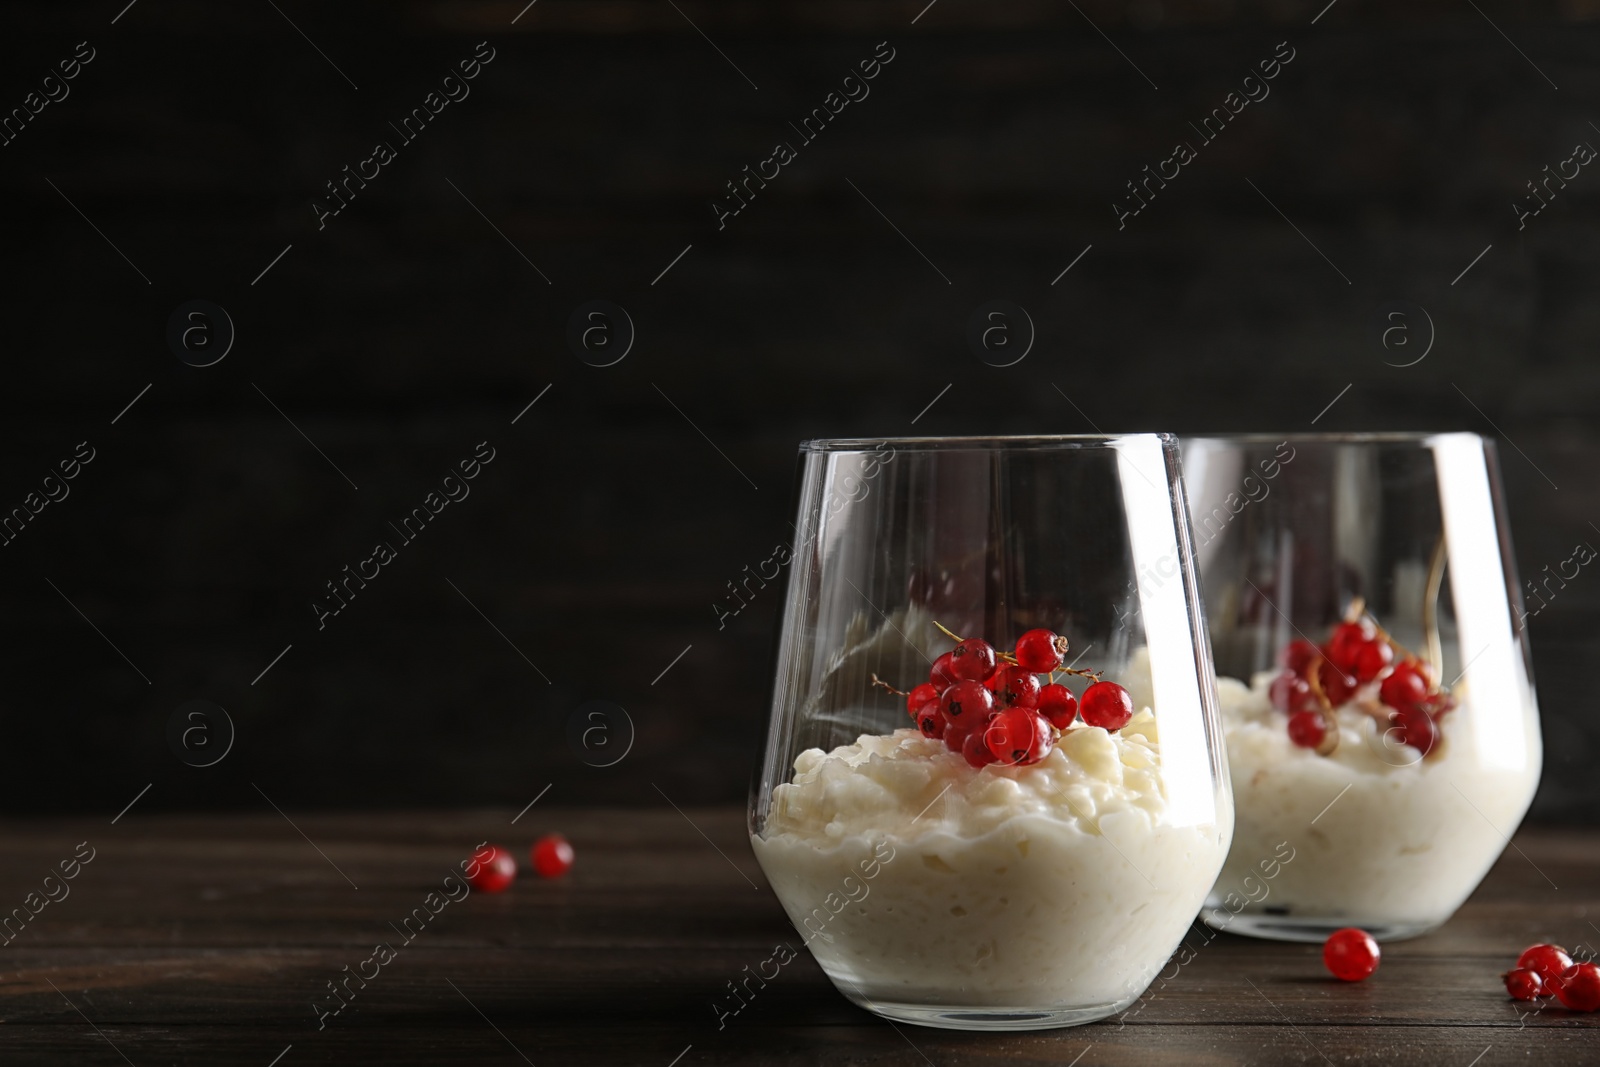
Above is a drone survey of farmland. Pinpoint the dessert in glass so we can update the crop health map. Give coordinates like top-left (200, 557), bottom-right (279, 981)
top-left (1181, 432), bottom-right (1542, 941)
top-left (748, 434), bottom-right (1233, 1030)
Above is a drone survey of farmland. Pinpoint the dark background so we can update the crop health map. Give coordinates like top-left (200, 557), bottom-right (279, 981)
top-left (2, 0), bottom-right (1595, 818)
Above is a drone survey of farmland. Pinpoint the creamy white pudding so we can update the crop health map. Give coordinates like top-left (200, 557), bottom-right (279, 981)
top-left (751, 714), bottom-right (1229, 1027)
top-left (1205, 666), bottom-right (1542, 939)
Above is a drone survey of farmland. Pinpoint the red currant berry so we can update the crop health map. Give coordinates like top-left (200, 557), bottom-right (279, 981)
top-left (531, 834), bottom-right (574, 879)
top-left (1287, 710), bottom-right (1327, 750)
top-left (1270, 671), bottom-right (1315, 713)
top-left (1379, 661), bottom-right (1429, 712)
top-left (1317, 659), bottom-right (1358, 707)
top-left (1322, 927), bottom-right (1380, 981)
top-left (906, 683), bottom-right (940, 719)
top-left (1280, 638), bottom-right (1319, 676)
top-left (929, 652), bottom-right (958, 689)
top-left (1079, 681), bottom-right (1134, 730)
top-left (466, 844), bottom-right (516, 894)
top-left (961, 728), bottom-right (998, 769)
top-left (985, 707), bottom-right (1039, 765)
top-left (1419, 690), bottom-right (1457, 718)
top-left (1517, 943), bottom-right (1574, 986)
top-left (1556, 963), bottom-right (1600, 1011)
top-left (1326, 621), bottom-right (1373, 672)
top-left (1024, 713), bottom-right (1055, 764)
top-left (940, 680), bottom-right (993, 729)
top-left (948, 638), bottom-right (997, 682)
top-left (958, 705), bottom-right (1013, 751)
top-left (994, 666), bottom-right (1041, 709)
top-left (1388, 706), bottom-right (1437, 756)
top-left (1037, 683), bottom-right (1078, 730)
top-left (1503, 967), bottom-right (1544, 1001)
top-left (1353, 639), bottom-right (1394, 683)
top-left (1014, 628), bottom-right (1065, 672)
top-left (916, 704), bottom-right (945, 738)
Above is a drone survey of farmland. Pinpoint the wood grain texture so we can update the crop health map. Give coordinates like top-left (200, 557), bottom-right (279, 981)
top-left (0, 809), bottom-right (1594, 1064)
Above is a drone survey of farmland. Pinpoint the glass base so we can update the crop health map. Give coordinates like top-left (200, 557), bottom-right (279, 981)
top-left (1201, 908), bottom-right (1443, 943)
top-left (843, 994), bottom-right (1128, 1031)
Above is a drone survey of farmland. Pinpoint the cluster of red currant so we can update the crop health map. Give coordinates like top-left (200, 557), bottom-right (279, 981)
top-left (876, 626), bottom-right (1134, 770)
top-left (465, 835), bottom-right (574, 894)
top-left (1503, 943), bottom-right (1600, 1011)
top-left (1269, 602), bottom-right (1456, 758)
top-left (1322, 932), bottom-right (1600, 1010)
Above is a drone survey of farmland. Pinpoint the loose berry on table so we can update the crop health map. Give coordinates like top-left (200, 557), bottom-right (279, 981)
top-left (466, 844), bottom-right (517, 894)
top-left (531, 834), bottom-right (574, 879)
top-left (1516, 943), bottom-right (1574, 986)
top-left (1503, 967), bottom-right (1544, 1001)
top-left (1323, 927), bottom-right (1380, 981)
top-left (1555, 963), bottom-right (1600, 1012)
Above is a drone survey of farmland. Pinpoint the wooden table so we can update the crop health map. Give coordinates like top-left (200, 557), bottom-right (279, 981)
top-left (1, 810), bottom-right (1595, 1065)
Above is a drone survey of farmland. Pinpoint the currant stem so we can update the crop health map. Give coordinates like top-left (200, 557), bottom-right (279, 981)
top-left (1305, 654), bottom-right (1333, 712)
top-left (869, 673), bottom-right (909, 698)
top-left (1315, 710), bottom-right (1340, 756)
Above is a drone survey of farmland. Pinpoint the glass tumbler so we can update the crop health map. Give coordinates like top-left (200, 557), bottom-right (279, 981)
top-left (1182, 433), bottom-right (1542, 942)
top-left (748, 435), bottom-right (1233, 1031)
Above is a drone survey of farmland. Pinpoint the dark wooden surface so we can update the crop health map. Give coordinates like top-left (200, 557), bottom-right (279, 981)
top-left (1, 807), bottom-right (1596, 1065)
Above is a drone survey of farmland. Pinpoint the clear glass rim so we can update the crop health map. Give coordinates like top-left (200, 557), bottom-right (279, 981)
top-left (1182, 431), bottom-right (1485, 446)
top-left (799, 433), bottom-right (1176, 453)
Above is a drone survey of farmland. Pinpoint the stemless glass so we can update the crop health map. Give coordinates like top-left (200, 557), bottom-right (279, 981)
top-left (748, 434), bottom-right (1233, 1031)
top-left (1181, 433), bottom-right (1542, 942)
